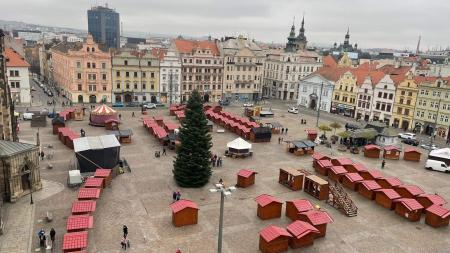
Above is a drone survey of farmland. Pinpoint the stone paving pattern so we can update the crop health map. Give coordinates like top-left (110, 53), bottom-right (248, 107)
top-left (2, 104), bottom-right (450, 253)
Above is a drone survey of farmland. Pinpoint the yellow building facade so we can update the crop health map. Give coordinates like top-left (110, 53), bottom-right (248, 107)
top-left (392, 73), bottom-right (417, 130)
top-left (331, 70), bottom-right (358, 117)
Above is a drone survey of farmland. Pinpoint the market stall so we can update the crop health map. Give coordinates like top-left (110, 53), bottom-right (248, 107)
top-left (259, 225), bottom-right (292, 253)
top-left (375, 189), bottom-right (401, 209)
top-left (104, 119), bottom-right (119, 130)
top-left (62, 231), bottom-right (88, 253)
top-left (84, 177), bottom-right (105, 189)
top-left (94, 168), bottom-right (112, 187)
top-left (328, 166), bottom-right (348, 183)
top-left (169, 199), bottom-right (199, 227)
top-left (278, 168), bottom-right (304, 191)
top-left (249, 127), bottom-right (272, 143)
top-left (66, 215), bottom-right (94, 232)
top-left (255, 194), bottom-right (283, 220)
top-left (360, 170), bottom-right (384, 180)
top-left (286, 140), bottom-right (316, 156)
top-left (363, 144), bottom-right (381, 158)
top-left (376, 177), bottom-right (402, 189)
top-left (416, 194), bottom-right (447, 212)
top-left (286, 220), bottom-right (320, 249)
top-left (358, 180), bottom-right (382, 200)
top-left (285, 199), bottom-right (313, 221)
top-left (52, 116), bottom-right (65, 135)
top-left (298, 210), bottom-right (333, 238)
top-left (305, 129), bottom-right (318, 141)
top-left (394, 185), bottom-right (425, 199)
top-left (225, 137), bottom-right (253, 158)
top-left (236, 169), bottom-right (257, 188)
top-left (304, 175), bottom-right (329, 200)
top-left (383, 145), bottom-right (401, 160)
top-left (71, 200), bottom-right (96, 215)
top-left (393, 198), bottom-right (423, 222)
top-left (425, 205), bottom-right (450, 228)
top-left (89, 104), bottom-right (118, 127)
top-left (403, 148), bottom-right (421, 162)
top-left (314, 159), bottom-right (333, 176)
top-left (77, 188), bottom-right (101, 201)
top-left (341, 173), bottom-right (363, 191)
top-left (110, 129), bottom-right (133, 144)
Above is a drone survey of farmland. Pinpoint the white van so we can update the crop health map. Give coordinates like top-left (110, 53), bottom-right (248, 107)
top-left (425, 159), bottom-right (450, 173)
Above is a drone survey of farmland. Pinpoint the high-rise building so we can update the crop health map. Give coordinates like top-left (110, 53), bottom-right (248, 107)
top-left (87, 4), bottom-right (120, 49)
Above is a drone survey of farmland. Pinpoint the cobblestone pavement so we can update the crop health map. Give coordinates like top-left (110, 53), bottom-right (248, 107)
top-left (3, 103), bottom-right (450, 253)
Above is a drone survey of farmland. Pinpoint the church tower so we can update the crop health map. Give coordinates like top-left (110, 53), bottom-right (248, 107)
top-left (343, 27), bottom-right (350, 51)
top-left (295, 16), bottom-right (307, 51)
top-left (285, 20), bottom-right (297, 52)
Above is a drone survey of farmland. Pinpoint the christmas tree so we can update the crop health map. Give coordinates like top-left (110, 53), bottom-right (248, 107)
top-left (173, 90), bottom-right (212, 187)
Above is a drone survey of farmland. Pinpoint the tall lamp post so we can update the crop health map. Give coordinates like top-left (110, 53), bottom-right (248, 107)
top-left (28, 172), bottom-right (33, 205)
top-left (209, 183), bottom-right (236, 253)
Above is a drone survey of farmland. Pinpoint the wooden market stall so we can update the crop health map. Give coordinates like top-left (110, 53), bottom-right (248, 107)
top-left (393, 198), bottom-right (423, 222)
top-left (375, 189), bottom-right (402, 209)
top-left (62, 231), bottom-right (88, 253)
top-left (105, 119), bottom-right (120, 130)
top-left (77, 188), bottom-right (101, 201)
top-left (110, 129), bottom-right (133, 143)
top-left (278, 168), bottom-right (304, 191)
top-left (259, 225), bottom-right (292, 253)
top-left (71, 201), bottom-right (97, 215)
top-left (249, 127), bottom-right (272, 143)
top-left (331, 158), bottom-right (353, 166)
top-left (360, 170), bottom-right (384, 180)
top-left (394, 185), bottom-right (425, 199)
top-left (66, 215), bottom-right (94, 232)
top-left (403, 148), bottom-right (421, 162)
top-left (74, 107), bottom-right (84, 121)
top-left (236, 169), bottom-right (257, 188)
top-left (225, 137), bottom-right (253, 158)
top-left (425, 205), bottom-right (450, 228)
top-left (305, 129), bottom-right (318, 141)
top-left (66, 133), bottom-right (80, 149)
top-left (84, 177), bottom-right (105, 189)
top-left (383, 145), bottom-right (401, 160)
top-left (286, 220), bottom-right (320, 249)
top-left (312, 152), bottom-right (331, 167)
top-left (298, 210), bottom-right (333, 238)
top-left (416, 194), bottom-right (447, 212)
top-left (169, 199), bottom-right (199, 227)
top-left (52, 116), bottom-right (65, 135)
top-left (58, 127), bottom-right (70, 142)
top-left (341, 173), bottom-right (364, 191)
top-left (94, 168), bottom-right (112, 187)
top-left (344, 163), bottom-right (367, 174)
top-left (314, 159), bottom-right (333, 176)
top-left (285, 199), bottom-right (314, 221)
top-left (286, 140), bottom-right (316, 156)
top-left (266, 122), bottom-right (283, 134)
top-left (363, 144), bottom-right (381, 158)
top-left (328, 166), bottom-right (348, 183)
top-left (358, 180), bottom-right (382, 200)
top-left (255, 194), bottom-right (283, 220)
top-left (376, 177), bottom-right (402, 189)
top-left (304, 175), bottom-right (329, 201)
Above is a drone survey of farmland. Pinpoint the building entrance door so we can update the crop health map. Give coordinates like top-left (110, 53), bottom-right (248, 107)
top-left (89, 95), bottom-right (96, 103)
top-left (124, 94), bottom-right (132, 103)
top-left (78, 95), bottom-right (83, 103)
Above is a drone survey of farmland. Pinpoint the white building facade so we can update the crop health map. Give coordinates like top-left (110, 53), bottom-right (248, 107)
top-left (355, 76), bottom-right (375, 121)
top-left (371, 75), bottom-right (396, 124)
top-left (159, 50), bottom-right (182, 104)
top-left (5, 48), bottom-right (31, 105)
top-left (298, 73), bottom-right (334, 112)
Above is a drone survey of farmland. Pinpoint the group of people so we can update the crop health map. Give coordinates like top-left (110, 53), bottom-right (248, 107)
top-left (280, 128), bottom-right (289, 134)
top-left (300, 119), bottom-right (307, 124)
top-left (278, 137), bottom-right (284, 144)
top-left (120, 225), bottom-right (130, 250)
top-left (172, 190), bottom-right (182, 202)
top-left (211, 154), bottom-right (223, 167)
top-left (37, 228), bottom-right (56, 250)
top-left (155, 147), bottom-right (167, 158)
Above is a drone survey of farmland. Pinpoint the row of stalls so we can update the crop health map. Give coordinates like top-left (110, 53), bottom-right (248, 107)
top-left (256, 195), bottom-right (333, 252)
top-left (205, 106), bottom-right (272, 142)
top-left (143, 116), bottom-right (180, 147)
top-left (312, 153), bottom-right (450, 227)
top-left (55, 127), bottom-right (80, 149)
top-left (59, 107), bottom-right (85, 121)
top-left (62, 168), bottom-right (113, 252)
top-left (363, 144), bottom-right (421, 161)
top-left (286, 140), bottom-right (316, 156)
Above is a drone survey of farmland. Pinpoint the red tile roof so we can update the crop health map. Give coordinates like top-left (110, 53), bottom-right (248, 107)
top-left (317, 159), bottom-right (333, 168)
top-left (174, 39), bottom-right (220, 56)
top-left (360, 180), bottom-right (382, 190)
top-left (72, 201), bottom-right (96, 214)
top-left (84, 177), bottom-right (104, 188)
top-left (255, 194), bottom-right (282, 207)
top-left (4, 48), bottom-right (30, 67)
top-left (286, 220), bottom-right (319, 239)
top-left (413, 76), bottom-right (437, 84)
top-left (378, 65), bottom-right (411, 76)
top-left (323, 55), bottom-right (337, 68)
top-left (375, 189), bottom-right (401, 200)
top-left (363, 170), bottom-right (384, 179)
top-left (380, 177), bottom-right (402, 187)
top-left (94, 168), bottom-right (111, 178)
top-left (77, 188), bottom-right (101, 200)
top-left (333, 158), bottom-right (353, 166)
top-left (417, 194), bottom-right (447, 206)
top-left (395, 185), bottom-right (425, 196)
top-left (66, 215), bottom-right (94, 232)
top-left (358, 61), bottom-right (379, 71)
top-left (394, 198), bottom-right (423, 211)
top-left (344, 173), bottom-right (363, 182)
top-left (330, 166), bottom-right (347, 175)
top-left (350, 163), bottom-right (367, 172)
top-left (300, 210), bottom-right (333, 225)
top-left (312, 152), bottom-right (330, 161)
top-left (426, 205), bottom-right (450, 218)
top-left (170, 199), bottom-right (198, 213)
top-left (384, 145), bottom-right (401, 151)
top-left (305, 129), bottom-right (317, 134)
top-left (364, 144), bottom-right (381, 150)
top-left (62, 231), bottom-right (88, 251)
top-left (260, 225), bottom-right (292, 242)
top-left (287, 199), bottom-right (313, 213)
top-left (314, 67), bottom-right (350, 82)
top-left (404, 147), bottom-right (420, 154)
top-left (237, 169), bottom-right (256, 178)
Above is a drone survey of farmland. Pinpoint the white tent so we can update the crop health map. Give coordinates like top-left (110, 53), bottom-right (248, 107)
top-left (227, 137), bottom-right (252, 150)
top-left (430, 148), bottom-right (450, 159)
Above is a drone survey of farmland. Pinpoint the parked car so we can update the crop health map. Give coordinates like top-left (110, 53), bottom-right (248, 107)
top-left (155, 103), bottom-right (166, 108)
top-left (142, 102), bottom-right (156, 109)
top-left (425, 159), bottom-right (450, 173)
top-left (112, 102), bottom-right (125, 107)
top-left (398, 133), bottom-right (416, 139)
top-left (126, 102), bottom-right (141, 107)
top-left (402, 138), bottom-right (419, 146)
top-left (243, 102), bottom-right (254, 107)
top-left (219, 99), bottom-right (230, 106)
top-left (288, 107), bottom-right (299, 114)
top-left (420, 143), bottom-right (439, 151)
top-left (23, 112), bottom-right (34, 120)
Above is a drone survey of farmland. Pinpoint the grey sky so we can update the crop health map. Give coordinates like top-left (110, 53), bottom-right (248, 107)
top-left (1, 0), bottom-right (449, 50)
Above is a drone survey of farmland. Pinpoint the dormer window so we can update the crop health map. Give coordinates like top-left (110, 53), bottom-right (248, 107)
top-left (87, 47), bottom-right (90, 52)
top-left (92, 47), bottom-right (95, 52)
top-left (437, 81), bottom-right (441, 87)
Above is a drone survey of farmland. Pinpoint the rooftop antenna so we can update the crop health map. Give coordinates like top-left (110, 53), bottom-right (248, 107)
top-left (416, 35), bottom-right (421, 55)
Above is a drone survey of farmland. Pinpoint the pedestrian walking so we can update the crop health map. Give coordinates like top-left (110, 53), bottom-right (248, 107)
top-left (278, 137), bottom-right (281, 144)
top-left (123, 225), bottom-right (128, 238)
top-left (50, 228), bottom-right (56, 249)
top-left (381, 159), bottom-right (386, 169)
top-left (80, 128), bottom-right (86, 137)
top-left (281, 137), bottom-right (284, 143)
top-left (172, 191), bottom-right (177, 202)
top-left (40, 234), bottom-right (47, 248)
top-left (38, 228), bottom-right (45, 246)
top-left (285, 128), bottom-right (288, 135)
top-left (121, 236), bottom-right (128, 250)
top-left (219, 178), bottom-right (223, 185)
top-left (132, 112), bottom-right (135, 117)
top-left (176, 190), bottom-right (181, 201)
top-left (162, 147), bottom-right (167, 156)
top-left (281, 128), bottom-right (285, 134)
top-left (119, 114), bottom-right (122, 120)
top-left (218, 157), bottom-right (222, 167)
top-left (40, 151), bottom-right (45, 161)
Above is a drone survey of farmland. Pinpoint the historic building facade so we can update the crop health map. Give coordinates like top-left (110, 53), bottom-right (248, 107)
top-left (355, 76), bottom-right (375, 121)
top-left (51, 35), bottom-right (112, 103)
top-left (0, 29), bottom-right (15, 141)
top-left (159, 50), bottom-right (182, 104)
top-left (5, 48), bottom-right (31, 105)
top-left (174, 39), bottom-right (223, 102)
top-left (392, 72), bottom-right (418, 130)
top-left (112, 50), bottom-right (160, 103)
top-left (221, 36), bottom-right (265, 101)
top-left (370, 75), bottom-right (397, 124)
top-left (330, 70), bottom-right (358, 117)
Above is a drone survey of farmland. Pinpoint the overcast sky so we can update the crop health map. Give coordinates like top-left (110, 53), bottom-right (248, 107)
top-left (2, 0), bottom-right (450, 50)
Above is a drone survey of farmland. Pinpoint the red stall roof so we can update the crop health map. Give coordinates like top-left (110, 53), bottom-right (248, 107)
top-left (426, 205), bottom-right (450, 218)
top-left (153, 115), bottom-right (164, 121)
top-left (66, 215), bottom-right (94, 232)
top-left (154, 127), bottom-right (168, 139)
top-left (417, 194), bottom-right (447, 206)
top-left (330, 166), bottom-right (347, 175)
top-left (344, 173), bottom-right (363, 182)
top-left (404, 147), bottom-right (420, 154)
top-left (360, 180), bottom-right (382, 190)
top-left (94, 168), bottom-right (111, 178)
top-left (317, 159), bottom-right (333, 168)
top-left (364, 144), bottom-right (381, 150)
top-left (286, 220), bottom-right (320, 239)
top-left (375, 189), bottom-right (401, 200)
top-left (260, 225), bottom-right (292, 242)
top-left (351, 163), bottom-right (367, 172)
top-left (72, 201), bottom-right (97, 214)
top-left (363, 170), bottom-right (384, 179)
top-left (333, 158), bottom-right (354, 166)
top-left (384, 145), bottom-right (401, 152)
top-left (394, 198), bottom-right (423, 211)
top-left (58, 127), bottom-right (70, 133)
top-left (77, 188), bottom-right (101, 200)
top-left (379, 177), bottom-right (402, 187)
top-left (255, 194), bottom-right (282, 207)
top-left (62, 231), bottom-right (88, 251)
top-left (237, 169), bottom-right (257, 178)
top-left (300, 210), bottom-right (333, 225)
top-left (165, 122), bottom-right (179, 131)
top-left (170, 199), bottom-right (198, 213)
top-left (395, 185), bottom-right (425, 196)
top-left (68, 133), bottom-right (80, 141)
top-left (286, 199), bottom-right (314, 213)
top-left (104, 118), bottom-right (119, 124)
top-left (305, 129), bottom-right (317, 134)
top-left (312, 152), bottom-right (330, 161)
top-left (84, 177), bottom-right (104, 188)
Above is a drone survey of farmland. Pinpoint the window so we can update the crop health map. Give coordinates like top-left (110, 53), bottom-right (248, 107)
top-left (126, 72), bottom-right (129, 77)
top-left (87, 62), bottom-right (91, 68)
top-left (376, 103), bottom-right (380, 110)
top-left (397, 107), bottom-right (402, 114)
top-left (116, 83), bottom-right (120, 89)
top-left (383, 93), bottom-right (387, 99)
top-left (102, 63), bottom-right (106, 69)
top-left (126, 83), bottom-right (130, 89)
top-left (408, 92), bottom-right (413, 96)
top-left (404, 109), bottom-right (409, 115)
top-left (143, 96), bottom-right (147, 101)
top-left (151, 72), bottom-right (155, 78)
top-left (134, 72), bottom-right (138, 78)
top-left (386, 104), bottom-right (391, 112)
top-left (87, 47), bottom-right (90, 52)
top-left (92, 48), bottom-right (95, 52)
top-left (388, 94), bottom-right (393, 100)
top-left (142, 83), bottom-right (146, 89)
top-left (148, 61), bottom-right (151, 66)
top-left (88, 85), bottom-right (97, 91)
top-left (77, 73), bottom-right (82, 79)
top-left (401, 90), bottom-right (405, 95)
top-left (124, 60), bottom-right (128, 66)
top-left (116, 71), bottom-right (120, 77)
top-left (381, 104), bottom-right (386, 111)
top-left (378, 92), bottom-right (382, 98)
top-left (142, 72), bottom-right (146, 78)
top-left (92, 63), bottom-right (96, 68)
top-left (134, 83), bottom-right (138, 89)
top-left (399, 98), bottom-right (404, 104)
top-left (102, 74), bottom-right (107, 80)
top-left (10, 81), bottom-right (20, 88)
top-left (78, 84), bottom-right (82, 91)
top-left (77, 62), bottom-right (81, 68)
top-left (102, 85), bottom-right (106, 91)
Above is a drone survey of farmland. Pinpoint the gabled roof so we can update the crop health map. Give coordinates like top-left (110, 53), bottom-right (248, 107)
top-left (350, 163), bottom-right (368, 172)
top-left (286, 199), bottom-right (314, 213)
top-left (379, 177), bottom-right (402, 187)
top-left (404, 147), bottom-right (420, 154)
top-left (260, 225), bottom-right (292, 242)
top-left (71, 201), bottom-right (97, 214)
top-left (174, 39), bottom-right (220, 56)
top-left (394, 198), bottom-right (423, 211)
top-left (330, 166), bottom-right (347, 175)
top-left (362, 170), bottom-right (384, 179)
top-left (62, 231), bottom-right (88, 251)
top-left (314, 67), bottom-right (350, 82)
top-left (299, 210), bottom-right (333, 225)
top-left (426, 205), bottom-right (450, 218)
top-left (360, 180), bottom-right (382, 190)
top-left (375, 189), bottom-right (401, 200)
top-left (311, 152), bottom-right (330, 161)
top-left (5, 48), bottom-right (30, 67)
top-left (395, 185), bottom-right (425, 196)
top-left (344, 173), bottom-right (363, 182)
top-left (237, 169), bottom-right (256, 178)
top-left (384, 145), bottom-right (401, 151)
top-left (286, 220), bottom-right (319, 239)
top-left (255, 194), bottom-right (282, 207)
top-left (417, 194), bottom-right (447, 206)
top-left (332, 158), bottom-right (354, 166)
top-left (0, 140), bottom-right (37, 158)
top-left (317, 159), bottom-right (333, 168)
top-left (170, 199), bottom-right (198, 213)
top-left (323, 55), bottom-right (337, 68)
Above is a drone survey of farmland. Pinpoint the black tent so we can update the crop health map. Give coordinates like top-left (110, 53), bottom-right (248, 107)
top-left (250, 127), bottom-right (272, 142)
top-left (73, 135), bottom-right (121, 173)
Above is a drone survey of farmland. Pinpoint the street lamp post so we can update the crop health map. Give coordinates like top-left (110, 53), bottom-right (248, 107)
top-left (316, 82), bottom-right (324, 127)
top-left (209, 183), bottom-right (236, 253)
top-left (28, 173), bottom-right (33, 205)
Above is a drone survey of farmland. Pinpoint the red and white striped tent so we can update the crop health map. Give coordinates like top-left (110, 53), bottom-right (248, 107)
top-left (89, 104), bottom-right (118, 126)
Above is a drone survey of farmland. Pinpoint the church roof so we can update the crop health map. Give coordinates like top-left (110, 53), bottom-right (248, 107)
top-left (174, 39), bottom-right (220, 56)
top-left (323, 55), bottom-right (337, 68)
top-left (0, 140), bottom-right (37, 158)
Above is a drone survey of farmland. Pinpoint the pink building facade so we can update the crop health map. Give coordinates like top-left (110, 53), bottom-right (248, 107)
top-left (51, 35), bottom-right (112, 103)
